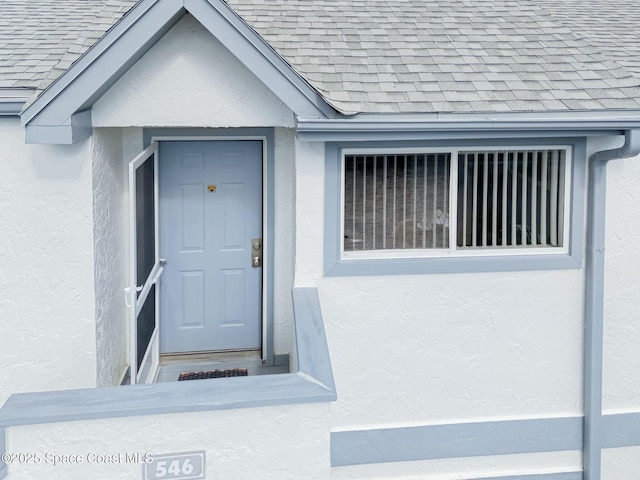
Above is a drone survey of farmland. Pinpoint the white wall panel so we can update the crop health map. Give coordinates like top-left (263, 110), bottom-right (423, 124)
top-left (93, 128), bottom-right (128, 387)
top-left (5, 403), bottom-right (330, 480)
top-left (92, 15), bottom-right (294, 129)
top-left (0, 118), bottom-right (97, 406)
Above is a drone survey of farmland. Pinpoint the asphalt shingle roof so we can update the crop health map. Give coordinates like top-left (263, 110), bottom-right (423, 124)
top-left (2, 0), bottom-right (640, 115)
top-left (0, 0), bottom-right (136, 90)
top-left (229, 0), bottom-right (640, 113)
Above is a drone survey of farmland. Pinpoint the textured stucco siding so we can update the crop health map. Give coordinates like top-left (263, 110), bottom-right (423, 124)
top-left (320, 271), bottom-right (584, 427)
top-left (293, 135), bottom-right (640, 477)
top-left (92, 128), bottom-right (128, 387)
top-left (92, 14), bottom-right (295, 129)
top-left (601, 143), bottom-right (640, 413)
top-left (0, 117), bottom-right (97, 407)
top-left (4, 403), bottom-right (331, 480)
top-left (294, 138), bottom-right (581, 427)
top-left (272, 127), bottom-right (296, 354)
top-left (603, 446), bottom-right (640, 480)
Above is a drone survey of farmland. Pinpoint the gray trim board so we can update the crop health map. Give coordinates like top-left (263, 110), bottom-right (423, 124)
top-left (0, 374), bottom-right (331, 427)
top-left (602, 412), bottom-right (640, 448)
top-left (0, 88), bottom-right (34, 117)
top-left (265, 130), bottom-right (276, 367)
top-left (292, 288), bottom-right (336, 393)
top-left (330, 411), bottom-right (640, 468)
top-left (469, 475), bottom-right (582, 480)
top-left (0, 288), bottom-right (335, 427)
top-left (324, 138), bottom-right (586, 276)
top-left (297, 116), bottom-right (640, 141)
top-left (0, 101), bottom-right (25, 117)
top-left (330, 417), bottom-right (582, 467)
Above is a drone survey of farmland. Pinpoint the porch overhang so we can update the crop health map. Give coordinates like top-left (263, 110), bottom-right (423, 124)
top-left (21, 0), bottom-right (334, 145)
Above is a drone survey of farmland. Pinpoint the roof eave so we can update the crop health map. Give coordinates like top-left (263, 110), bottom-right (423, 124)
top-left (0, 88), bottom-right (36, 117)
top-left (297, 110), bottom-right (640, 141)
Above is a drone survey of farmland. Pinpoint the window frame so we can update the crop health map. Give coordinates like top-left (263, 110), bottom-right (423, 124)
top-left (324, 138), bottom-right (586, 276)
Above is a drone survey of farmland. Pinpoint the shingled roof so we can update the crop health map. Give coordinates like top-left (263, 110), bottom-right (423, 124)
top-left (0, 0), bottom-right (136, 91)
top-left (2, 0), bottom-right (640, 115)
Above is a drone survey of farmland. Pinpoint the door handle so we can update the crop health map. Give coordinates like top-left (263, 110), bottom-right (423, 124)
top-left (251, 238), bottom-right (262, 268)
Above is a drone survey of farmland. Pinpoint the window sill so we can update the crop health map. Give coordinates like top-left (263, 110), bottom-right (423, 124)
top-left (326, 252), bottom-right (582, 276)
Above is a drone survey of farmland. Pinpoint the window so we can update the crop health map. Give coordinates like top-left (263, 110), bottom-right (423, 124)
top-left (342, 147), bottom-right (570, 257)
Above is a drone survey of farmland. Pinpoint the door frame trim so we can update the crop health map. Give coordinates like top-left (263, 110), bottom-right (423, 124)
top-left (148, 129), bottom-right (275, 366)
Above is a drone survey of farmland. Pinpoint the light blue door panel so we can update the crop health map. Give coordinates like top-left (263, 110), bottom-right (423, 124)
top-left (159, 141), bottom-right (262, 353)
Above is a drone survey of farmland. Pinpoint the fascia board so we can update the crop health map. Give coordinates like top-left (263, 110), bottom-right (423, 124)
top-left (25, 110), bottom-right (92, 144)
top-left (21, 0), bottom-right (185, 127)
top-left (0, 101), bottom-right (26, 117)
top-left (297, 114), bottom-right (640, 140)
top-left (186, 0), bottom-right (335, 119)
top-left (0, 88), bottom-right (34, 116)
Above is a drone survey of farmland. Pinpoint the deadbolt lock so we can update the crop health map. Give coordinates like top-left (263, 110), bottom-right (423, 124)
top-left (251, 238), bottom-right (263, 268)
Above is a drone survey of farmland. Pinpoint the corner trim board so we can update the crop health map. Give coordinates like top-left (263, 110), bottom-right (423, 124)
top-left (296, 116), bottom-right (640, 140)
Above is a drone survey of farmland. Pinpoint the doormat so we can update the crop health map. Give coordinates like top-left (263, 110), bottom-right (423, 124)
top-left (178, 369), bottom-right (248, 381)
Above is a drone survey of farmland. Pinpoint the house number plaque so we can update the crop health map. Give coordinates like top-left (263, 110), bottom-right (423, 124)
top-left (144, 451), bottom-right (205, 480)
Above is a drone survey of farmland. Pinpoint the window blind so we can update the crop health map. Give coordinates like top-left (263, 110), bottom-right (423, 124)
top-left (344, 153), bottom-right (451, 251)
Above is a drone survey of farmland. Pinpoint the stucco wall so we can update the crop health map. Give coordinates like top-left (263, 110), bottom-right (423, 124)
top-left (292, 134), bottom-right (640, 476)
top-left (603, 446), bottom-right (640, 480)
top-left (601, 143), bottom-right (640, 413)
top-left (4, 403), bottom-right (331, 480)
top-left (294, 138), bottom-right (581, 428)
top-left (92, 14), bottom-right (294, 129)
top-left (273, 127), bottom-right (296, 354)
top-left (295, 136), bottom-right (640, 429)
top-left (0, 118), bottom-right (97, 406)
top-left (92, 128), bottom-right (128, 387)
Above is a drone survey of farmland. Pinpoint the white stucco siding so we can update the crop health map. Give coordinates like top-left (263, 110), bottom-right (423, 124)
top-left (294, 140), bottom-right (325, 286)
top-left (320, 271), bottom-right (584, 427)
top-left (293, 139), bottom-right (584, 427)
top-left (93, 128), bottom-right (128, 387)
top-left (602, 147), bottom-right (640, 413)
top-left (92, 14), bottom-right (294, 129)
top-left (273, 127), bottom-right (296, 354)
top-left (5, 403), bottom-right (331, 480)
top-left (602, 446), bottom-right (640, 480)
top-left (0, 118), bottom-right (97, 406)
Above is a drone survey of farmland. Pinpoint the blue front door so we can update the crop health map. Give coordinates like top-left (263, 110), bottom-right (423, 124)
top-left (159, 141), bottom-right (263, 353)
